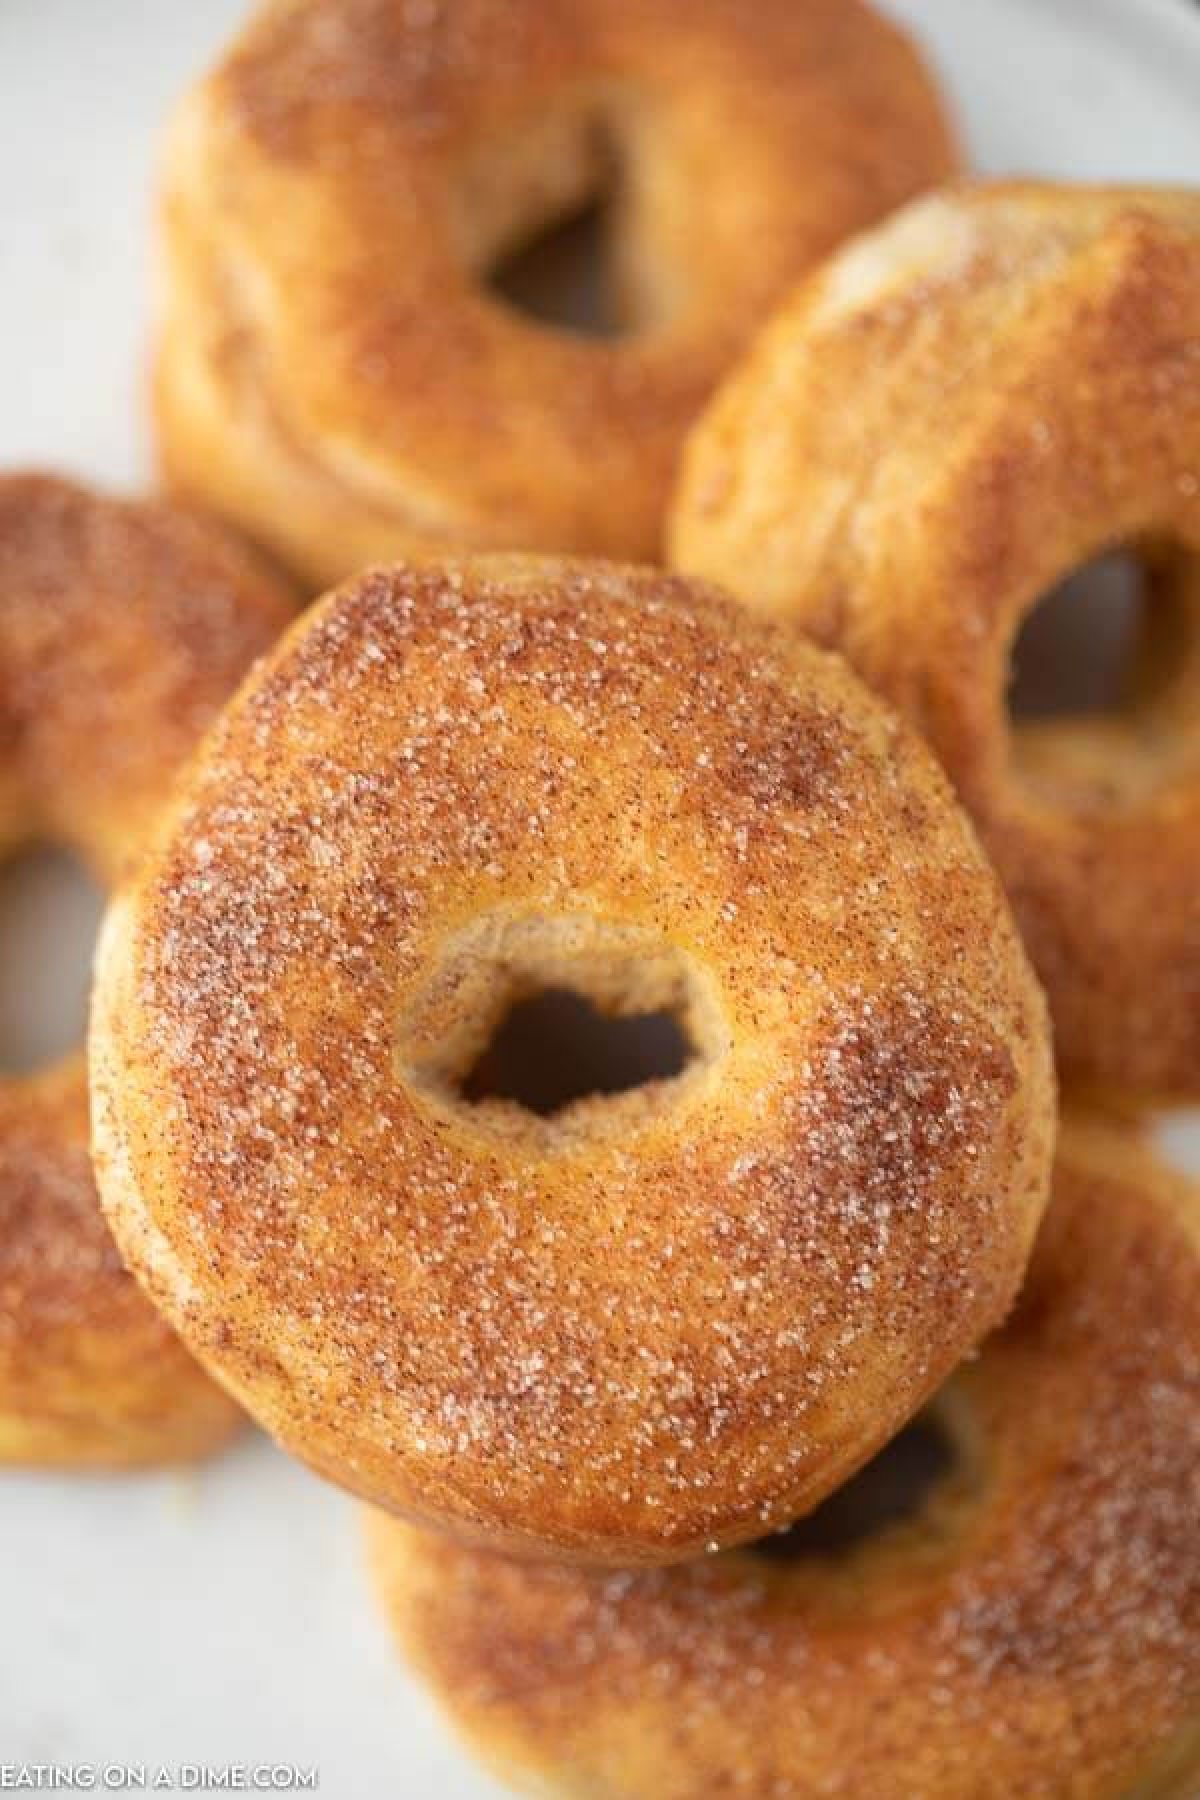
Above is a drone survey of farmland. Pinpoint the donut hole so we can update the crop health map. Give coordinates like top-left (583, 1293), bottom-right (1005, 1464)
top-left (396, 916), bottom-right (723, 1134)
top-left (748, 1411), bottom-right (958, 1563)
top-left (1007, 537), bottom-right (1200, 804)
top-left (490, 198), bottom-right (622, 339)
top-left (1009, 545), bottom-right (1173, 719)
top-left (1152, 1112), bottom-right (1200, 1181)
top-left (461, 985), bottom-right (692, 1116)
top-left (453, 100), bottom-right (670, 340)
top-left (0, 846), bottom-right (105, 1076)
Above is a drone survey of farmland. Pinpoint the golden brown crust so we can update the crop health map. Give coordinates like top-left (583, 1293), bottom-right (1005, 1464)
top-left (0, 472), bottom-right (294, 1467)
top-left (92, 555), bottom-right (1052, 1557)
top-left (670, 182), bottom-right (1200, 1101)
top-left (155, 0), bottom-right (958, 584)
top-left (367, 1109), bottom-right (1200, 1800)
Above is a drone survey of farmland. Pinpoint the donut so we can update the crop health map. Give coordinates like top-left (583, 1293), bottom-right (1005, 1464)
top-left (670, 182), bottom-right (1200, 1101)
top-left (367, 1108), bottom-right (1200, 1799)
top-left (154, 0), bottom-right (958, 586)
top-left (0, 473), bottom-right (293, 1466)
top-left (90, 555), bottom-right (1052, 1558)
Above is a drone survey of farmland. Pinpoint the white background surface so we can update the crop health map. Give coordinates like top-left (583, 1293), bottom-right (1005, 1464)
top-left (1, 3), bottom-right (1199, 1797)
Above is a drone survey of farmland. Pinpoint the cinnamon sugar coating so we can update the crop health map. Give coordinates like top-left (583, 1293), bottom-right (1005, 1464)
top-left (672, 183), bottom-right (1200, 1100)
top-left (92, 557), bottom-right (1052, 1556)
top-left (0, 472), bottom-right (293, 1466)
top-left (155, 0), bottom-right (957, 584)
top-left (368, 1109), bottom-right (1200, 1799)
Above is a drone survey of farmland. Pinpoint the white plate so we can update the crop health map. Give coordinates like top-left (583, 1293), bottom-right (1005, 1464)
top-left (1, 3), bottom-right (1198, 1797)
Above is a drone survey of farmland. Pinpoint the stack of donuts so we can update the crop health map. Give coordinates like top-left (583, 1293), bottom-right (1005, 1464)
top-left (6, 0), bottom-right (1198, 1794)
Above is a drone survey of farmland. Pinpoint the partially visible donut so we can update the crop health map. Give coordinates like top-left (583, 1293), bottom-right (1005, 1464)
top-left (0, 473), bottom-right (293, 1466)
top-left (91, 555), bottom-right (1052, 1559)
top-left (368, 1109), bottom-right (1200, 1799)
top-left (670, 183), bottom-right (1200, 1100)
top-left (156, 0), bottom-right (958, 585)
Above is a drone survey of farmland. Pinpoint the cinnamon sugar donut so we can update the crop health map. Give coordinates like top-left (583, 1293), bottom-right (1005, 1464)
top-left (671, 183), bottom-right (1200, 1100)
top-left (0, 473), bottom-right (293, 1466)
top-left (91, 556), bottom-right (1052, 1558)
top-left (155, 0), bottom-right (958, 586)
top-left (368, 1108), bottom-right (1200, 1799)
